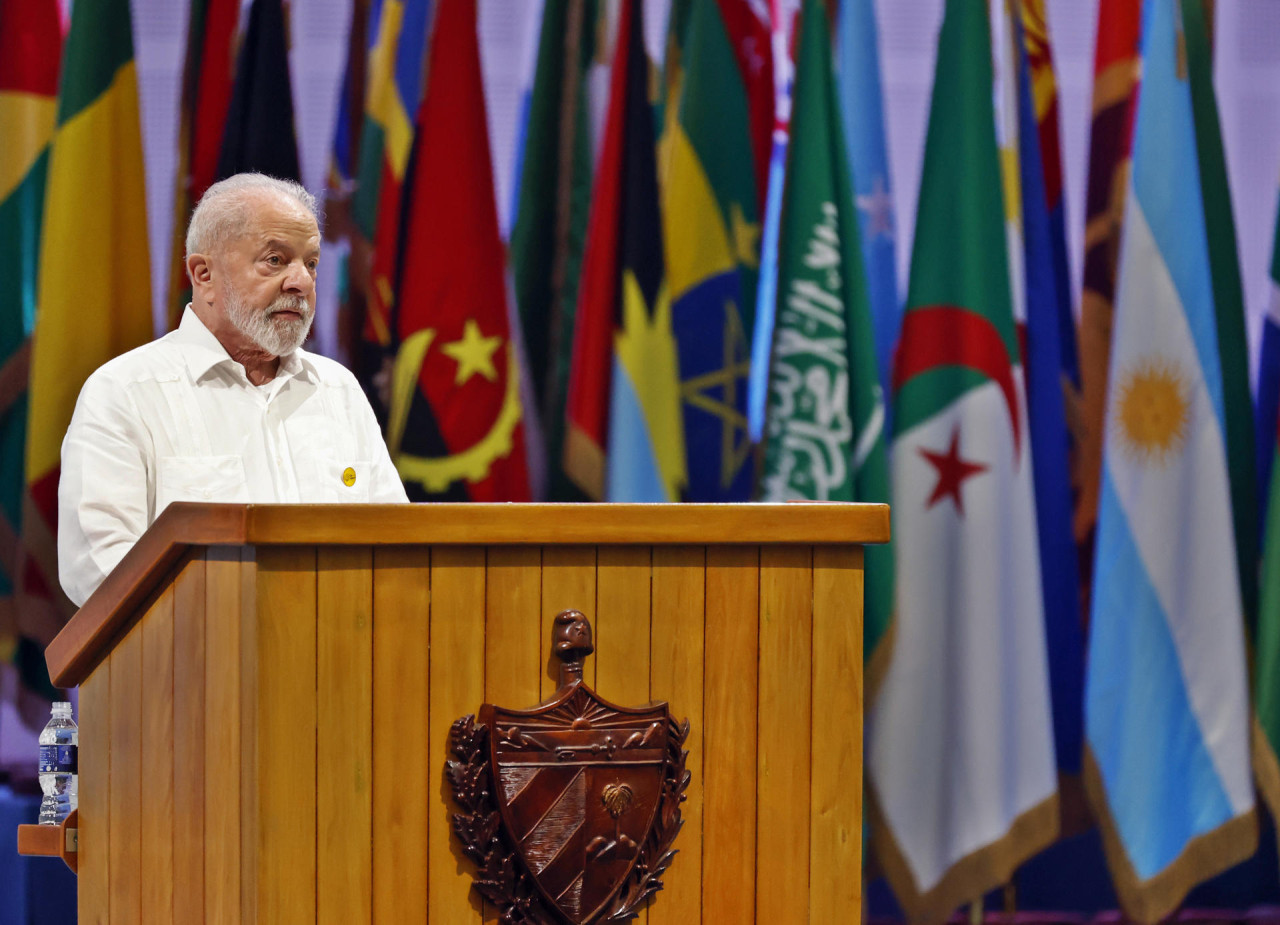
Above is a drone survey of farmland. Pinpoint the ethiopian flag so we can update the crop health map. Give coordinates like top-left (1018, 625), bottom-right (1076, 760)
top-left (664, 0), bottom-right (759, 502)
top-left (26, 0), bottom-right (153, 609)
top-left (867, 1), bottom-right (1058, 919)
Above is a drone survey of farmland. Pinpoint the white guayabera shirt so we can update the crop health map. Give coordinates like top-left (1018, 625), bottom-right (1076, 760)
top-left (58, 306), bottom-right (408, 606)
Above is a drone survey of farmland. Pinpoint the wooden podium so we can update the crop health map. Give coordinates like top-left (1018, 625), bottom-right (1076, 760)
top-left (30, 501), bottom-right (887, 924)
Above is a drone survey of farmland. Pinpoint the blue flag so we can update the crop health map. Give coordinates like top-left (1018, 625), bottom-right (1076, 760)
top-left (1012, 3), bottom-right (1084, 777)
top-left (1084, 2), bottom-right (1256, 920)
top-left (835, 0), bottom-right (898, 412)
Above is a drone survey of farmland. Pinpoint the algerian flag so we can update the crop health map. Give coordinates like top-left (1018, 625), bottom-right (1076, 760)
top-left (867, 0), bottom-right (1057, 919)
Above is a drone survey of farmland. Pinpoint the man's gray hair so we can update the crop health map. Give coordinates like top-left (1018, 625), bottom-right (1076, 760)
top-left (185, 173), bottom-right (319, 260)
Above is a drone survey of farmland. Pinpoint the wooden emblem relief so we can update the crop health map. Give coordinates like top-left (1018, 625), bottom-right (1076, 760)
top-left (448, 609), bottom-right (691, 924)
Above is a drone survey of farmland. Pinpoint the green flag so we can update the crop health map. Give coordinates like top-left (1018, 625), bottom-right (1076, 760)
top-left (510, 0), bottom-right (598, 501)
top-left (1255, 187), bottom-right (1280, 862)
top-left (1181, 0), bottom-right (1257, 632)
top-left (760, 0), bottom-right (891, 667)
top-left (867, 1), bottom-right (1057, 919)
top-left (0, 0), bottom-right (62, 706)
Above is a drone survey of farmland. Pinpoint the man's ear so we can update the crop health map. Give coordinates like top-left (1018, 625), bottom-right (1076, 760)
top-left (187, 253), bottom-right (213, 295)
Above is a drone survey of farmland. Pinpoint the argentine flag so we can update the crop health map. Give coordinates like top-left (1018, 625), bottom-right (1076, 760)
top-left (1084, 1), bottom-right (1256, 921)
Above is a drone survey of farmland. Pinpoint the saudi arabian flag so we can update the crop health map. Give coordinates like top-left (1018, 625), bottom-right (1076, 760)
top-left (867, 0), bottom-right (1057, 920)
top-left (761, 0), bottom-right (891, 669)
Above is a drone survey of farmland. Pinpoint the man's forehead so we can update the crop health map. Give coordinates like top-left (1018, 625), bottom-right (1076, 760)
top-left (238, 193), bottom-right (320, 247)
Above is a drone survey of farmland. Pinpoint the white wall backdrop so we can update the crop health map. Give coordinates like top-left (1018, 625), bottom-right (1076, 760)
top-left (127, 0), bottom-right (1280, 375)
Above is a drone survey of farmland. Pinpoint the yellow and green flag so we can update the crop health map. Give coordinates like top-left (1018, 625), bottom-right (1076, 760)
top-left (0, 0), bottom-right (61, 708)
top-left (25, 0), bottom-right (153, 612)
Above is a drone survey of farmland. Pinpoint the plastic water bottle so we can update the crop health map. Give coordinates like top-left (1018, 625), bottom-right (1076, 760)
top-left (38, 701), bottom-right (77, 825)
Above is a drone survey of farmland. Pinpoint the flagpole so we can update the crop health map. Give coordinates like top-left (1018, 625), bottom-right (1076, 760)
top-left (545, 0), bottom-right (587, 433)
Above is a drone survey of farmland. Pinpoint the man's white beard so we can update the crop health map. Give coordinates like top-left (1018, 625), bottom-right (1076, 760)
top-left (224, 285), bottom-right (314, 357)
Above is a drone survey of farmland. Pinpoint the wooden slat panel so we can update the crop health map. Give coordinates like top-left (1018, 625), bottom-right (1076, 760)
top-left (317, 547), bottom-right (374, 925)
top-left (810, 546), bottom-right (863, 920)
top-left (52, 503), bottom-right (890, 690)
top-left (141, 587), bottom-right (175, 925)
top-left (239, 551), bottom-right (258, 925)
top-left (428, 547), bottom-right (487, 923)
top-left (251, 547), bottom-right (318, 923)
top-left (757, 547), bottom-right (813, 925)
top-left (702, 546), bottom-right (758, 923)
top-left (173, 557), bottom-right (206, 924)
top-left (540, 546), bottom-right (596, 697)
top-left (78, 662), bottom-right (110, 924)
top-left (648, 546), bottom-right (705, 925)
top-left (482, 546), bottom-right (541, 925)
top-left (484, 546), bottom-right (542, 707)
top-left (372, 547), bottom-right (430, 924)
top-left (205, 549), bottom-right (242, 925)
top-left (594, 546), bottom-right (652, 707)
top-left (108, 618), bottom-right (144, 923)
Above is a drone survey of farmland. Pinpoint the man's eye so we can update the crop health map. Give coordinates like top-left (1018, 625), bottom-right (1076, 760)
top-left (266, 255), bottom-right (281, 266)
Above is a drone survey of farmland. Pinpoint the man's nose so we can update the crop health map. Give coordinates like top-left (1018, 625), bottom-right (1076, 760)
top-left (283, 259), bottom-right (315, 293)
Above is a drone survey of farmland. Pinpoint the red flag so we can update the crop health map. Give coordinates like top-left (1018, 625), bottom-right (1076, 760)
top-left (167, 0), bottom-right (239, 328)
top-left (387, 0), bottom-right (530, 501)
top-left (716, 0), bottom-right (774, 205)
top-left (561, 0), bottom-right (633, 500)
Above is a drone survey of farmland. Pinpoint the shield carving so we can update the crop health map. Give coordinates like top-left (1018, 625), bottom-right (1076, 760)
top-left (448, 610), bottom-right (689, 924)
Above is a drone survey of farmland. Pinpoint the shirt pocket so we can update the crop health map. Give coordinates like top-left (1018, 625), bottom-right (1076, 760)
top-left (156, 454), bottom-right (250, 515)
top-left (305, 455), bottom-right (372, 503)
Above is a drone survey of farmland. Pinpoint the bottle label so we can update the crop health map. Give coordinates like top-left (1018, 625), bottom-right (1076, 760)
top-left (39, 744), bottom-right (77, 774)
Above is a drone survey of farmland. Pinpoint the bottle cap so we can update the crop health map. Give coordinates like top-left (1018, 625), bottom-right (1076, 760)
top-left (52, 702), bottom-right (72, 713)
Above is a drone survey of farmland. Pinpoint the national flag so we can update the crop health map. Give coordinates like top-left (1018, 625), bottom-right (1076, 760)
top-left (663, 0), bottom-right (759, 502)
top-left (25, 0), bottom-right (153, 632)
top-left (502, 0), bottom-right (548, 242)
top-left (1258, 200), bottom-right (1280, 545)
top-left (387, 0), bottom-right (530, 502)
top-left (358, 0), bottom-right (431, 397)
top-left (215, 0), bottom-right (302, 182)
top-left (1180, 0), bottom-right (1257, 631)
top-left (1004, 0), bottom-right (1086, 780)
top-left (1074, 0), bottom-right (1141, 620)
top-left (835, 0), bottom-right (899, 414)
top-left (715, 0), bottom-right (775, 206)
top-left (0, 0), bottom-right (62, 715)
top-left (1255, 185), bottom-right (1280, 870)
top-left (563, 0), bottom-right (685, 502)
top-left (747, 0), bottom-right (797, 443)
top-left (760, 0), bottom-right (889, 667)
top-left (509, 0), bottom-right (600, 502)
top-left (1083, 2), bottom-right (1257, 920)
top-left (1021, 0), bottom-right (1078, 400)
top-left (867, 0), bottom-right (1058, 919)
top-left (322, 0), bottom-right (376, 367)
top-left (167, 0), bottom-right (239, 329)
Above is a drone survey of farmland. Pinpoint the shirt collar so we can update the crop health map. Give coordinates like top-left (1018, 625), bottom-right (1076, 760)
top-left (175, 305), bottom-right (317, 385)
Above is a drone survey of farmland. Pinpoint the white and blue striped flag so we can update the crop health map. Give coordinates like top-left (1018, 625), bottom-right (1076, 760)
top-left (1084, 1), bottom-right (1256, 921)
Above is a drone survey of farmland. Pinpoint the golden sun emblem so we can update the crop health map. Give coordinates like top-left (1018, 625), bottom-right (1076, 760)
top-left (1113, 360), bottom-right (1191, 464)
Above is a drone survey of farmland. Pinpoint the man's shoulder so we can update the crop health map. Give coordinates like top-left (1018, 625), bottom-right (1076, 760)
top-left (82, 335), bottom-right (185, 390)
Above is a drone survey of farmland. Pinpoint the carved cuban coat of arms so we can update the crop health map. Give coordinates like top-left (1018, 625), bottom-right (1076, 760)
top-left (447, 610), bottom-right (690, 924)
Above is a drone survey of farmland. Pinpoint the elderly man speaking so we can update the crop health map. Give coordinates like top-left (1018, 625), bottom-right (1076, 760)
top-left (58, 173), bottom-right (408, 606)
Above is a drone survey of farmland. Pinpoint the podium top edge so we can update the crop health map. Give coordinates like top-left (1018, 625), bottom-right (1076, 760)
top-left (46, 502), bottom-right (889, 687)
